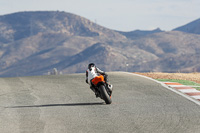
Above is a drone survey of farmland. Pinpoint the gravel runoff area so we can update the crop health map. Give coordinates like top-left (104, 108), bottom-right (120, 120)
top-left (135, 72), bottom-right (200, 84)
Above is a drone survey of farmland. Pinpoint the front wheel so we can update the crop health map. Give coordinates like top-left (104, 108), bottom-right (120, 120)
top-left (99, 85), bottom-right (112, 104)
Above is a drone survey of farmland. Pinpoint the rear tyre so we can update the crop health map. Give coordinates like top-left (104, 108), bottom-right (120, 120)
top-left (99, 85), bottom-right (112, 104)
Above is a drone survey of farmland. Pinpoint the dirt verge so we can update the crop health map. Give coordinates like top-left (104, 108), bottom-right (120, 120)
top-left (135, 72), bottom-right (200, 84)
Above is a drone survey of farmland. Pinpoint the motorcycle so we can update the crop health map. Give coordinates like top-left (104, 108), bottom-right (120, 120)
top-left (91, 75), bottom-right (113, 104)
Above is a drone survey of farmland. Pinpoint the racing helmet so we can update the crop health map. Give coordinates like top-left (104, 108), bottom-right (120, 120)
top-left (88, 63), bottom-right (95, 69)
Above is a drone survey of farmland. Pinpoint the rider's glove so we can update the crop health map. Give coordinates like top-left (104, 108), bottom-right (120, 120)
top-left (101, 72), bottom-right (106, 75)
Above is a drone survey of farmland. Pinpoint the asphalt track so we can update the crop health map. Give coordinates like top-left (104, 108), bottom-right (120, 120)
top-left (0, 72), bottom-right (200, 133)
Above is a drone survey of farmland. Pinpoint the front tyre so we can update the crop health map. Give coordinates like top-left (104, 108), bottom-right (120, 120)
top-left (99, 85), bottom-right (112, 104)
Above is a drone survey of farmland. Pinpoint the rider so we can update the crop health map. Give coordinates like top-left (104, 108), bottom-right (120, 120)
top-left (85, 63), bottom-right (109, 97)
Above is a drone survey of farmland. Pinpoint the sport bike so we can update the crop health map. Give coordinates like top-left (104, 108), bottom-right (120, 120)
top-left (91, 75), bottom-right (113, 104)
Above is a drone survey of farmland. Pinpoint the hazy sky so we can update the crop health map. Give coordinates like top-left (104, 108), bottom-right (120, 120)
top-left (0, 0), bottom-right (200, 31)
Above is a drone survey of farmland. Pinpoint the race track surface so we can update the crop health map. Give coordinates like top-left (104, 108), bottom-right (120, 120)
top-left (0, 72), bottom-right (200, 133)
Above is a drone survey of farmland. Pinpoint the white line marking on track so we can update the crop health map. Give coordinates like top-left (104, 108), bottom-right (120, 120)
top-left (179, 89), bottom-right (200, 93)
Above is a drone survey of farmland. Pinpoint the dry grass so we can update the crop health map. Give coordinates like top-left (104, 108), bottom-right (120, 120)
top-left (135, 72), bottom-right (200, 84)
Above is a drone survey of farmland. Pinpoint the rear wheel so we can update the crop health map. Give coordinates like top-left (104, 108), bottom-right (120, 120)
top-left (99, 85), bottom-right (112, 104)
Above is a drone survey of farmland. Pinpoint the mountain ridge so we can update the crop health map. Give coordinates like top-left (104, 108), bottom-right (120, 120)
top-left (173, 18), bottom-right (200, 34)
top-left (0, 11), bottom-right (200, 77)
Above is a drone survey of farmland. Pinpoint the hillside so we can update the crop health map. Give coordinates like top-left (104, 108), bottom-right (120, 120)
top-left (132, 31), bottom-right (200, 72)
top-left (173, 18), bottom-right (200, 34)
top-left (117, 28), bottom-right (163, 39)
top-left (0, 11), bottom-right (126, 76)
top-left (0, 11), bottom-right (200, 77)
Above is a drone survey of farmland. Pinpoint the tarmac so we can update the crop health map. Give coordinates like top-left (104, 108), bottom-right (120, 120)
top-left (0, 72), bottom-right (200, 133)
